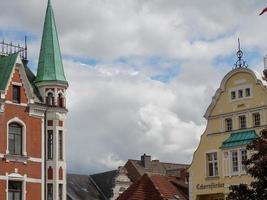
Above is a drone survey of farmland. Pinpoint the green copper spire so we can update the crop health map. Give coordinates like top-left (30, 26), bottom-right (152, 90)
top-left (35, 0), bottom-right (67, 84)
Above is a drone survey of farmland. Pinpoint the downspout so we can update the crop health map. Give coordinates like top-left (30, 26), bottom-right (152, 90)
top-left (44, 108), bottom-right (47, 200)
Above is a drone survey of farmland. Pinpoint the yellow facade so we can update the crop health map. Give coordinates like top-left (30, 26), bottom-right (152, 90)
top-left (189, 68), bottom-right (267, 200)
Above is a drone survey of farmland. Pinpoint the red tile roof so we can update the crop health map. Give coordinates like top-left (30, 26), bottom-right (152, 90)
top-left (117, 173), bottom-right (188, 200)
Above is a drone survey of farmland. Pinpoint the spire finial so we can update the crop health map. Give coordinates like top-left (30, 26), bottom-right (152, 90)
top-left (234, 38), bottom-right (248, 69)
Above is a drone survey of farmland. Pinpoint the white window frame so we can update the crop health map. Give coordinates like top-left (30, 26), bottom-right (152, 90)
top-left (228, 84), bottom-right (252, 102)
top-left (225, 118), bottom-right (233, 132)
top-left (238, 115), bottom-right (246, 129)
top-left (6, 117), bottom-right (27, 156)
top-left (253, 112), bottom-right (261, 127)
top-left (6, 173), bottom-right (26, 200)
top-left (205, 151), bottom-right (219, 177)
top-left (229, 148), bottom-right (247, 176)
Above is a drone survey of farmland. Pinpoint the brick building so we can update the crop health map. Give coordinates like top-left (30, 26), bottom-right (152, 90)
top-left (125, 154), bottom-right (189, 183)
top-left (0, 0), bottom-right (68, 199)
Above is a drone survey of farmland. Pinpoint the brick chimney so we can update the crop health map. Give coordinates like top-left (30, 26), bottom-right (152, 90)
top-left (263, 55), bottom-right (267, 79)
top-left (141, 154), bottom-right (151, 169)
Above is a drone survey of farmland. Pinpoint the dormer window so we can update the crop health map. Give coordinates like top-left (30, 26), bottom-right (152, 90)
top-left (46, 93), bottom-right (54, 106)
top-left (12, 85), bottom-right (20, 103)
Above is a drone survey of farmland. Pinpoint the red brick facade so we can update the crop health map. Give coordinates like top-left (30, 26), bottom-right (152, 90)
top-left (0, 68), bottom-right (43, 200)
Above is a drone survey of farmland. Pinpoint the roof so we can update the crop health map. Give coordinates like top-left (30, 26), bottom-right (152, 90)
top-left (90, 170), bottom-right (117, 199)
top-left (0, 53), bottom-right (18, 91)
top-left (221, 130), bottom-right (259, 148)
top-left (126, 159), bottom-right (189, 182)
top-left (67, 173), bottom-right (105, 200)
top-left (35, 0), bottom-right (67, 84)
top-left (117, 174), bottom-right (188, 200)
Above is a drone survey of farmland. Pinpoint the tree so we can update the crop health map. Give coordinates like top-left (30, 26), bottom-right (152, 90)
top-left (227, 129), bottom-right (267, 200)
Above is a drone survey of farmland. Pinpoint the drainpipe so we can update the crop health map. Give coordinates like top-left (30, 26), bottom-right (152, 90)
top-left (44, 108), bottom-right (47, 200)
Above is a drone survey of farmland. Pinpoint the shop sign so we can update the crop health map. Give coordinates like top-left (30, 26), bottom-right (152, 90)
top-left (196, 182), bottom-right (224, 190)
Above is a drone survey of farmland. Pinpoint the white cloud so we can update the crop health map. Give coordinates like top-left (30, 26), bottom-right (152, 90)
top-left (1, 0), bottom-right (267, 173)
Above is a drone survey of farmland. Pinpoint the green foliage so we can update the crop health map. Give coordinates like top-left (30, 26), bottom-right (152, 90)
top-left (227, 129), bottom-right (267, 200)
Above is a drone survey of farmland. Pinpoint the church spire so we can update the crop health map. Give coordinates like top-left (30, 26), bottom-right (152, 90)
top-left (35, 0), bottom-right (67, 85)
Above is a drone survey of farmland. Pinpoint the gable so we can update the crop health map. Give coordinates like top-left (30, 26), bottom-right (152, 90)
top-left (0, 54), bottom-right (38, 103)
top-left (204, 68), bottom-right (267, 118)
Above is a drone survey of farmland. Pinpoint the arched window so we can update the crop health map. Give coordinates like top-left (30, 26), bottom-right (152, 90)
top-left (8, 123), bottom-right (22, 155)
top-left (58, 93), bottom-right (65, 108)
top-left (46, 93), bottom-right (54, 106)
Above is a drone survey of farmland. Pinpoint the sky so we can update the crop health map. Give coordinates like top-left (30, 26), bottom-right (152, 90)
top-left (1, 0), bottom-right (267, 174)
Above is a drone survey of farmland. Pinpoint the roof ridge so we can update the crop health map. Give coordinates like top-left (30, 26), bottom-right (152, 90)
top-left (148, 175), bottom-right (165, 200)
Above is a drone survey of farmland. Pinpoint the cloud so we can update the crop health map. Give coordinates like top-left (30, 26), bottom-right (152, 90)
top-left (65, 60), bottom-right (207, 173)
top-left (1, 0), bottom-right (267, 173)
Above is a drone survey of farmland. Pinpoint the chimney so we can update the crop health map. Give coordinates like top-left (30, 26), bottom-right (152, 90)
top-left (263, 55), bottom-right (267, 79)
top-left (141, 154), bottom-right (151, 169)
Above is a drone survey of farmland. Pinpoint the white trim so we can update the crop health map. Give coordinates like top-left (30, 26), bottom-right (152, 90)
top-left (28, 157), bottom-right (42, 163)
top-left (228, 84), bottom-right (253, 102)
top-left (6, 117), bottom-right (27, 156)
top-left (204, 150), bottom-right (219, 178)
top-left (5, 100), bottom-right (28, 107)
top-left (26, 178), bottom-right (42, 183)
top-left (12, 82), bottom-right (23, 86)
top-left (6, 172), bottom-right (26, 200)
top-left (0, 175), bottom-right (42, 183)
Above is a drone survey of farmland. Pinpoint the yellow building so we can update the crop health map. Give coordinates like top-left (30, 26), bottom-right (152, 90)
top-left (189, 47), bottom-right (267, 200)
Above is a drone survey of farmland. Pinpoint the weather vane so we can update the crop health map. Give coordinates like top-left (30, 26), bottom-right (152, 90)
top-left (234, 38), bottom-right (248, 69)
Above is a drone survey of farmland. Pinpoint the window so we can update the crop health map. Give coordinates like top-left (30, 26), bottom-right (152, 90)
top-left (46, 93), bottom-right (54, 106)
top-left (9, 123), bottom-right (22, 155)
top-left (12, 86), bottom-right (20, 103)
top-left (238, 90), bottom-right (243, 98)
top-left (245, 88), bottom-right (250, 97)
top-left (59, 184), bottom-right (63, 200)
top-left (239, 115), bottom-right (246, 129)
top-left (241, 150), bottom-right (247, 171)
top-left (58, 94), bottom-right (64, 108)
top-left (253, 113), bottom-right (261, 127)
top-left (206, 152), bottom-right (218, 177)
top-left (225, 118), bottom-right (232, 131)
top-left (8, 181), bottom-right (22, 200)
top-left (48, 130), bottom-right (53, 160)
top-left (47, 184), bottom-right (53, 200)
top-left (59, 131), bottom-right (63, 160)
top-left (231, 91), bottom-right (236, 100)
top-left (230, 149), bottom-right (247, 175)
top-left (231, 151), bottom-right (239, 173)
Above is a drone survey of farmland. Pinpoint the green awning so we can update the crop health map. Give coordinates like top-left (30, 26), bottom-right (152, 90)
top-left (221, 130), bottom-right (258, 149)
